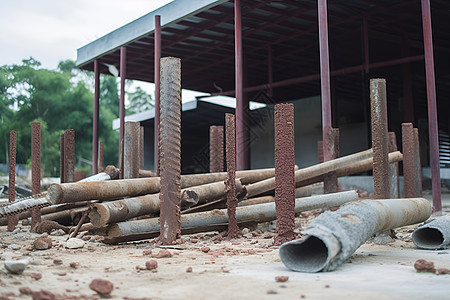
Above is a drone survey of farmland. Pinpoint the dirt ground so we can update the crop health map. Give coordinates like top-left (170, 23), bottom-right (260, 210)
top-left (1, 197), bottom-right (450, 300)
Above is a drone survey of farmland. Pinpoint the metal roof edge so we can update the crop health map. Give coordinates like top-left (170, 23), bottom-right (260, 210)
top-left (77, 0), bottom-right (227, 67)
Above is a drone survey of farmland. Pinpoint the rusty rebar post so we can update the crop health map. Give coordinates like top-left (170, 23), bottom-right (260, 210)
top-left (60, 133), bottom-right (64, 183)
top-left (31, 122), bottom-right (42, 228)
top-left (273, 104), bottom-right (295, 245)
top-left (225, 113), bottom-right (240, 238)
top-left (99, 141), bottom-right (104, 172)
top-left (158, 57), bottom-right (182, 245)
top-left (317, 140), bottom-right (324, 163)
top-left (414, 128), bottom-right (423, 197)
top-left (402, 123), bottom-right (415, 198)
top-left (370, 79), bottom-right (390, 199)
top-left (388, 132), bottom-right (400, 198)
top-left (324, 128), bottom-right (340, 194)
top-left (140, 126), bottom-right (145, 169)
top-left (64, 129), bottom-right (75, 183)
top-left (124, 121), bottom-right (140, 179)
top-left (209, 125), bottom-right (224, 173)
top-left (7, 131), bottom-right (18, 231)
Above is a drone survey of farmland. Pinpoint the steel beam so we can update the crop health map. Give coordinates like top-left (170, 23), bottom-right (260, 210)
top-left (421, 0), bottom-right (441, 213)
top-left (119, 46), bottom-right (127, 179)
top-left (154, 15), bottom-right (161, 175)
top-left (92, 59), bottom-right (100, 175)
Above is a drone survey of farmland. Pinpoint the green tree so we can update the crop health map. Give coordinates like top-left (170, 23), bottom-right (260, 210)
top-left (126, 86), bottom-right (154, 114)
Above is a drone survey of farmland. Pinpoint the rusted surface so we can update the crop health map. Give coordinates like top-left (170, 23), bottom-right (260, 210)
top-left (273, 104), bottom-right (296, 245)
top-left (31, 122), bottom-right (42, 228)
top-left (159, 57), bottom-right (182, 245)
top-left (324, 127), bottom-right (340, 194)
top-left (7, 131), bottom-right (18, 231)
top-left (402, 123), bottom-right (415, 198)
top-left (124, 121), bottom-right (140, 179)
top-left (388, 132), bottom-right (400, 198)
top-left (414, 128), bottom-right (423, 197)
top-left (74, 170), bottom-right (87, 181)
top-left (64, 129), bottom-right (75, 183)
top-left (140, 126), bottom-right (145, 169)
top-left (225, 113), bottom-right (240, 238)
top-left (59, 133), bottom-right (64, 183)
top-left (370, 79), bottom-right (390, 199)
top-left (209, 125), bottom-right (224, 173)
top-left (99, 141), bottom-right (104, 172)
top-left (317, 140), bottom-right (324, 163)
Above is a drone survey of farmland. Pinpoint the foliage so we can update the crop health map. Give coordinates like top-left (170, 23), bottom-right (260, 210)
top-left (126, 85), bottom-right (154, 114)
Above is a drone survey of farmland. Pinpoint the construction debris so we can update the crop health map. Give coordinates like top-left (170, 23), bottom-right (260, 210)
top-left (412, 215), bottom-right (450, 249)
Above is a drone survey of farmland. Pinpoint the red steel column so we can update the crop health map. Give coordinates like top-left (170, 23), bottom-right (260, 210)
top-left (119, 47), bottom-right (127, 179)
top-left (154, 15), bottom-right (161, 175)
top-left (421, 0), bottom-right (441, 213)
top-left (318, 0), bottom-right (333, 162)
top-left (92, 59), bottom-right (100, 175)
top-left (235, 0), bottom-right (248, 170)
top-left (7, 131), bottom-right (18, 231)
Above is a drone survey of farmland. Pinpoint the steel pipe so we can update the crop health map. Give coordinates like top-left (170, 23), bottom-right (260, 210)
top-left (104, 191), bottom-right (359, 243)
top-left (279, 198), bottom-right (432, 272)
top-left (412, 215), bottom-right (450, 250)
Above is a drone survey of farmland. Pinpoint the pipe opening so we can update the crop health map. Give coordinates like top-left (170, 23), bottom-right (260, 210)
top-left (279, 236), bottom-right (329, 272)
top-left (412, 227), bottom-right (444, 249)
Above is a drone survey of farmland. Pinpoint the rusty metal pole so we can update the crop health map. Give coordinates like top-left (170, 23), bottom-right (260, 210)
top-left (154, 15), bottom-right (161, 176)
top-left (234, 0), bottom-right (248, 170)
top-left (317, 140), bottom-right (324, 163)
top-left (159, 57), bottom-right (182, 245)
top-left (7, 131), bottom-right (18, 231)
top-left (370, 79), bottom-right (390, 199)
top-left (388, 132), bottom-right (400, 198)
top-left (64, 129), bottom-right (75, 183)
top-left (421, 0), bottom-right (441, 213)
top-left (324, 128), bottom-right (340, 193)
top-left (99, 141), bottom-right (104, 172)
top-left (59, 133), bottom-right (64, 183)
top-left (402, 123), bottom-right (415, 198)
top-left (124, 121), bottom-right (140, 179)
top-left (273, 104), bottom-right (295, 245)
top-left (225, 113), bottom-right (240, 238)
top-left (140, 126), bottom-right (145, 169)
top-left (318, 0), bottom-right (333, 162)
top-left (31, 122), bottom-right (42, 228)
top-left (119, 46), bottom-right (127, 179)
top-left (92, 59), bottom-right (100, 175)
top-left (209, 125), bottom-right (224, 173)
top-left (414, 128), bottom-right (423, 197)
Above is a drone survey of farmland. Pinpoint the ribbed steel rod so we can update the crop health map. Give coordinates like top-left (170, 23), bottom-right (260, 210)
top-left (7, 131), bottom-right (18, 231)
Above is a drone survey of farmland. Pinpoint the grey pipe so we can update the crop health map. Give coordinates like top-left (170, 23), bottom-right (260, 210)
top-left (279, 198), bottom-right (432, 273)
top-left (412, 215), bottom-right (450, 249)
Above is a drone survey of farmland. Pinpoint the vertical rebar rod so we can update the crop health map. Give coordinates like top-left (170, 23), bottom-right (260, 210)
top-left (31, 122), bottom-right (42, 228)
top-left (273, 104), bottom-right (295, 245)
top-left (154, 15), bottom-right (161, 176)
top-left (209, 125), bottom-right (224, 173)
top-left (318, 0), bottom-right (333, 162)
top-left (402, 123), bottom-right (415, 198)
top-left (370, 79), bottom-right (389, 199)
top-left (140, 126), bottom-right (145, 169)
top-left (124, 121), bottom-right (140, 179)
top-left (421, 0), bottom-right (441, 213)
top-left (99, 141), bottom-right (104, 173)
top-left (323, 128), bottom-right (340, 194)
top-left (414, 128), bottom-right (423, 197)
top-left (7, 131), bottom-right (18, 231)
top-left (388, 132), bottom-right (400, 198)
top-left (59, 133), bottom-right (64, 184)
top-left (64, 129), bottom-right (75, 183)
top-left (92, 59), bottom-right (100, 175)
top-left (225, 113), bottom-right (240, 238)
top-left (119, 46), bottom-right (127, 179)
top-left (159, 57), bottom-right (182, 245)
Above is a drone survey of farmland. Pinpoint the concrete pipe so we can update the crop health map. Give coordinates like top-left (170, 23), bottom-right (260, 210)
top-left (279, 198), bottom-right (432, 272)
top-left (412, 215), bottom-right (450, 250)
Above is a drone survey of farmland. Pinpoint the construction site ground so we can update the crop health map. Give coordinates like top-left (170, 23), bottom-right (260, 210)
top-left (1, 190), bottom-right (450, 300)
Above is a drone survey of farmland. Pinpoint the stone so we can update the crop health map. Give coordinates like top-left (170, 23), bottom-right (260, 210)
top-left (4, 259), bottom-right (29, 274)
top-left (145, 260), bottom-right (158, 270)
top-left (89, 278), bottom-right (114, 296)
top-left (7, 244), bottom-right (21, 250)
top-left (414, 259), bottom-right (436, 273)
top-left (31, 289), bottom-right (55, 300)
top-left (275, 276), bottom-right (289, 282)
top-left (19, 287), bottom-right (33, 295)
top-left (33, 237), bottom-right (52, 250)
top-left (12, 228), bottom-right (20, 234)
top-left (65, 238), bottom-right (85, 249)
top-left (49, 229), bottom-right (66, 236)
top-left (152, 249), bottom-right (172, 258)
